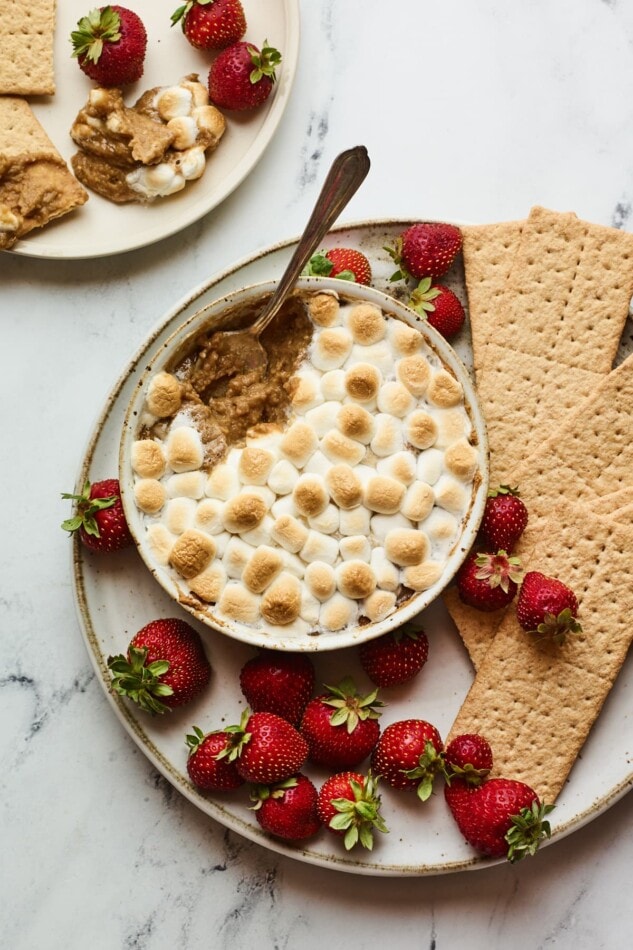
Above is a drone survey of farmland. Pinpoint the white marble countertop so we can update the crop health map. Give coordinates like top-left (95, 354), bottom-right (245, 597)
top-left (3, 1), bottom-right (633, 947)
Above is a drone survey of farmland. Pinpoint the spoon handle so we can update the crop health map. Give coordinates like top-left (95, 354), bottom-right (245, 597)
top-left (249, 145), bottom-right (371, 336)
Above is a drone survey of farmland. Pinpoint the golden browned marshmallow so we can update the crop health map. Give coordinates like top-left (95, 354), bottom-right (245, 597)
top-left (292, 473), bottom-right (329, 517)
top-left (336, 403), bottom-right (375, 444)
top-left (325, 464), bottom-right (363, 509)
top-left (299, 530), bottom-right (339, 565)
top-left (406, 410), bottom-right (439, 449)
top-left (146, 371), bottom-right (182, 417)
top-left (242, 545), bottom-right (285, 593)
top-left (339, 535), bottom-right (371, 561)
top-left (364, 475), bottom-right (406, 514)
top-left (344, 362), bottom-right (382, 402)
top-left (434, 408), bottom-right (470, 448)
top-left (291, 370), bottom-right (324, 413)
top-left (384, 528), bottom-right (430, 566)
top-left (377, 381), bottom-right (416, 417)
top-left (396, 354), bottom-right (432, 396)
top-left (188, 562), bottom-right (227, 602)
top-left (422, 508), bottom-right (458, 543)
top-left (194, 498), bottom-right (224, 534)
top-left (222, 493), bottom-right (268, 533)
top-left (146, 523), bottom-right (176, 565)
top-left (434, 476), bottom-right (468, 514)
top-left (270, 513), bottom-right (309, 553)
top-left (217, 582), bottom-right (260, 623)
top-left (388, 320), bottom-right (423, 356)
top-left (402, 560), bottom-right (444, 591)
top-left (133, 478), bottom-right (166, 514)
top-left (205, 462), bottom-right (240, 500)
top-left (311, 327), bottom-right (353, 371)
top-left (307, 291), bottom-right (340, 327)
top-left (166, 471), bottom-right (205, 499)
top-left (131, 439), bottom-right (166, 478)
top-left (427, 370), bottom-right (464, 408)
top-left (261, 573), bottom-right (302, 625)
top-left (280, 420), bottom-right (319, 467)
top-left (444, 438), bottom-right (479, 481)
top-left (304, 561), bottom-right (337, 601)
top-left (336, 560), bottom-right (377, 599)
top-left (376, 451), bottom-right (417, 485)
top-left (239, 447), bottom-right (276, 485)
top-left (319, 592), bottom-right (357, 631)
top-left (321, 430), bottom-right (366, 466)
top-left (401, 481), bottom-right (435, 522)
top-left (166, 426), bottom-right (203, 472)
top-left (363, 589), bottom-right (397, 622)
top-left (346, 303), bottom-right (386, 345)
top-left (169, 529), bottom-right (216, 579)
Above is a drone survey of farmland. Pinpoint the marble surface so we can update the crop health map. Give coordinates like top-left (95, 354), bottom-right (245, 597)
top-left (2, 0), bottom-right (633, 946)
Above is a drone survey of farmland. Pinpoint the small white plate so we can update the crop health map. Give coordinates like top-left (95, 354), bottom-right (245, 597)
top-left (14, 0), bottom-right (299, 259)
top-left (70, 220), bottom-right (633, 875)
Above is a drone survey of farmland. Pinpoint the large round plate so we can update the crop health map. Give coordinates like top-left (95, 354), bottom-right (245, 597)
top-left (15, 0), bottom-right (299, 259)
top-left (71, 220), bottom-right (633, 875)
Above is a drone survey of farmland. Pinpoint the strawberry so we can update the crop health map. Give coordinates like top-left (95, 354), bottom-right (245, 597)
top-left (516, 571), bottom-right (582, 642)
top-left (70, 6), bottom-right (147, 86)
top-left (304, 248), bottom-right (372, 285)
top-left (444, 777), bottom-right (554, 862)
top-left (370, 718), bottom-right (444, 800)
top-left (107, 618), bottom-right (211, 714)
top-left (171, 0), bottom-right (246, 51)
top-left (408, 279), bottom-right (465, 338)
top-left (61, 478), bottom-right (133, 553)
top-left (224, 710), bottom-right (308, 784)
top-left (208, 40), bottom-right (282, 111)
top-left (300, 677), bottom-right (383, 770)
top-left (386, 221), bottom-right (462, 281)
top-left (358, 626), bottom-right (429, 688)
top-left (239, 649), bottom-right (315, 726)
top-left (456, 550), bottom-right (523, 612)
top-left (480, 485), bottom-right (528, 554)
top-left (316, 771), bottom-right (388, 850)
top-left (186, 726), bottom-right (244, 791)
top-left (250, 773), bottom-right (321, 841)
top-left (444, 733), bottom-right (493, 786)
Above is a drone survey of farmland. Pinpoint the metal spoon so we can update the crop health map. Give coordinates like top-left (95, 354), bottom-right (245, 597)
top-left (205, 145), bottom-right (371, 378)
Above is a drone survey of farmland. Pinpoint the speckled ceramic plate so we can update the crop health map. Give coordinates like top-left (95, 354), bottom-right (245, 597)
top-left (12, 0), bottom-right (299, 259)
top-left (70, 220), bottom-right (633, 876)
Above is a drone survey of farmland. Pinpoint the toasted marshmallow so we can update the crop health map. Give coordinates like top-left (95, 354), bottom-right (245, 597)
top-left (384, 528), bottom-right (430, 567)
top-left (325, 464), bottom-right (363, 509)
top-left (166, 471), bottom-right (205, 499)
top-left (242, 545), bottom-right (285, 593)
top-left (321, 430), bottom-right (366, 466)
top-left (146, 371), bottom-right (181, 417)
top-left (336, 560), bottom-right (377, 599)
top-left (217, 583), bottom-right (260, 624)
top-left (370, 512), bottom-right (414, 543)
top-left (434, 409), bottom-right (471, 448)
top-left (339, 506), bottom-right (371, 537)
top-left (300, 589), bottom-right (321, 625)
top-left (401, 481), bottom-right (435, 522)
top-left (421, 508), bottom-right (458, 547)
top-left (336, 403), bottom-right (375, 444)
top-left (434, 475), bottom-right (468, 514)
top-left (223, 492), bottom-right (268, 533)
top-left (363, 590), bottom-right (397, 622)
top-left (304, 561), bottom-right (337, 601)
top-left (146, 523), bottom-right (176, 565)
top-left (388, 320), bottom-right (423, 356)
top-left (427, 369), bottom-right (464, 408)
top-left (305, 401), bottom-right (342, 437)
top-left (444, 438), bottom-right (479, 481)
top-left (267, 459), bottom-right (300, 495)
top-left (134, 478), bottom-right (166, 514)
top-left (131, 439), bottom-right (166, 478)
top-left (188, 561), bottom-right (227, 602)
top-left (376, 451), bottom-right (417, 485)
top-left (344, 362), bottom-right (382, 402)
top-left (166, 426), bottom-right (204, 473)
top-left (364, 475), bottom-right (406, 514)
top-left (293, 473), bottom-right (329, 517)
top-left (370, 414), bottom-right (404, 457)
top-left (300, 530), bottom-right (339, 565)
top-left (402, 560), bottom-right (444, 591)
top-left (167, 115), bottom-right (198, 150)
top-left (319, 593), bottom-right (357, 631)
top-left (339, 535), bottom-right (371, 561)
top-left (377, 381), bottom-right (416, 418)
top-left (346, 303), bottom-right (386, 345)
top-left (320, 369), bottom-right (346, 401)
top-left (205, 462), bottom-right (240, 500)
top-left (308, 503), bottom-right (339, 535)
top-left (180, 78), bottom-right (209, 107)
top-left (416, 448), bottom-right (445, 484)
top-left (280, 420), bottom-right (319, 467)
top-left (244, 484), bottom-right (275, 509)
top-left (194, 498), bottom-right (225, 534)
top-left (311, 327), bottom-right (353, 370)
top-left (261, 573), bottom-right (303, 625)
top-left (240, 514), bottom-right (276, 547)
top-left (239, 447), bottom-right (276, 485)
top-left (291, 369), bottom-right (324, 414)
top-left (307, 291), bottom-right (340, 327)
top-left (396, 354), bottom-right (432, 396)
top-left (406, 410), bottom-right (439, 450)
top-left (223, 536), bottom-right (254, 578)
top-left (169, 529), bottom-right (216, 579)
top-left (349, 341), bottom-right (393, 377)
top-left (155, 84), bottom-right (193, 120)
top-left (370, 547), bottom-right (400, 591)
top-left (271, 514), bottom-right (309, 553)
top-left (164, 497), bottom-right (196, 534)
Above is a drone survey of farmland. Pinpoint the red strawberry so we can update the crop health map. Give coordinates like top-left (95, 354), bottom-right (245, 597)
top-left (61, 478), bottom-right (133, 553)
top-left (107, 618), bottom-right (211, 714)
top-left (300, 677), bottom-right (383, 771)
top-left (358, 626), bottom-right (429, 688)
top-left (444, 777), bottom-right (554, 862)
top-left (305, 248), bottom-right (372, 285)
top-left (444, 733), bottom-right (493, 786)
top-left (225, 710), bottom-right (308, 784)
top-left (239, 649), bottom-right (315, 726)
top-left (208, 40), bottom-right (282, 111)
top-left (386, 222), bottom-right (462, 281)
top-left (370, 718), bottom-right (443, 800)
top-left (316, 771), bottom-right (388, 850)
top-left (408, 279), bottom-right (465, 338)
top-left (186, 726), bottom-right (244, 791)
top-left (171, 0), bottom-right (246, 51)
top-left (480, 485), bottom-right (528, 554)
top-left (250, 773), bottom-right (321, 841)
top-left (70, 6), bottom-right (147, 86)
top-left (516, 571), bottom-right (582, 642)
top-left (456, 550), bottom-right (523, 612)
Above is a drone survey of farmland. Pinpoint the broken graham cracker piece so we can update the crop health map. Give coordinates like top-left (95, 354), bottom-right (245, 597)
top-left (0, 97), bottom-right (88, 250)
top-left (0, 0), bottom-right (56, 95)
top-left (448, 501), bottom-right (633, 803)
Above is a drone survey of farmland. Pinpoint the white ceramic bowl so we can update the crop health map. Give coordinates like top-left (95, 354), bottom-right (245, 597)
top-left (119, 276), bottom-right (489, 651)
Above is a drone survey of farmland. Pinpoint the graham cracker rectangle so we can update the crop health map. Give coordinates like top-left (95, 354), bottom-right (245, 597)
top-left (0, 1), bottom-right (56, 95)
top-left (448, 502), bottom-right (633, 803)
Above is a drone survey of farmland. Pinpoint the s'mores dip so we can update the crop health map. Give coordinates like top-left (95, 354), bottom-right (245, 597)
top-left (124, 283), bottom-right (486, 645)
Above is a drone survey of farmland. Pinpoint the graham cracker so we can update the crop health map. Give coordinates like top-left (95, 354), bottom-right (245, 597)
top-left (448, 501), bottom-right (633, 803)
top-left (0, 0), bottom-right (56, 95)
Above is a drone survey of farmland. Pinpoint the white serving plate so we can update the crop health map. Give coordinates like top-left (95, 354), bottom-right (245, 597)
top-left (13, 0), bottom-right (299, 259)
top-left (70, 220), bottom-right (633, 875)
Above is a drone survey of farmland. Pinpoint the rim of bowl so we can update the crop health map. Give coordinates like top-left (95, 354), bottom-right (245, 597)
top-left (119, 276), bottom-right (489, 652)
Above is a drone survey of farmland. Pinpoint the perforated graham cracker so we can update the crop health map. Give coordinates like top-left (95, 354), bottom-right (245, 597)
top-left (448, 501), bottom-right (633, 803)
top-left (0, 0), bottom-right (56, 95)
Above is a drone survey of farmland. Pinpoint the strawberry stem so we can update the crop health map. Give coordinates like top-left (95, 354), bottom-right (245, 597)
top-left (107, 645), bottom-right (174, 715)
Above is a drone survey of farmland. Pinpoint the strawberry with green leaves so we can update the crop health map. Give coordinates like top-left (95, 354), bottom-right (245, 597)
top-left (108, 618), bottom-right (211, 714)
top-left (250, 773), bottom-right (321, 841)
top-left (358, 626), bottom-right (429, 688)
top-left (186, 726), bottom-right (244, 791)
top-left (70, 5), bottom-right (147, 86)
top-left (456, 550), bottom-right (523, 611)
top-left (444, 733), bottom-right (493, 786)
top-left (370, 718), bottom-right (444, 800)
top-left (61, 478), bottom-right (133, 553)
top-left (208, 40), bottom-right (282, 111)
top-left (223, 710), bottom-right (308, 784)
top-left (239, 649), bottom-right (315, 726)
top-left (300, 677), bottom-right (383, 771)
top-left (516, 571), bottom-right (582, 642)
top-left (171, 0), bottom-right (246, 51)
top-left (304, 247), bottom-right (372, 285)
top-left (386, 221), bottom-right (462, 281)
top-left (316, 771), bottom-right (388, 850)
top-left (408, 279), bottom-right (465, 339)
top-left (480, 485), bottom-right (528, 554)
